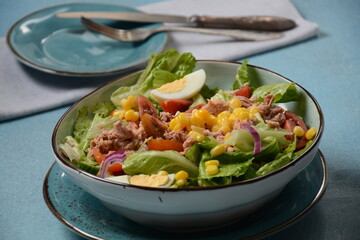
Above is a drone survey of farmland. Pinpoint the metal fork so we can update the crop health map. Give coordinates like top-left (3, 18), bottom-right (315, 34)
top-left (81, 17), bottom-right (283, 42)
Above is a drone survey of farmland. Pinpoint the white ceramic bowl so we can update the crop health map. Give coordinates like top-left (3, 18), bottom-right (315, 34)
top-left (52, 61), bottom-right (324, 231)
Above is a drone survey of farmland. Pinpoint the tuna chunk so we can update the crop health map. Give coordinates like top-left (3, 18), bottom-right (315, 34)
top-left (163, 129), bottom-right (189, 143)
top-left (256, 94), bottom-right (286, 128)
top-left (201, 99), bottom-right (229, 116)
top-left (88, 121), bottom-right (146, 157)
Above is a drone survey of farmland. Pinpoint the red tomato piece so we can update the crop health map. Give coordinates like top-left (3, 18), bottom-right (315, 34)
top-left (141, 113), bottom-right (167, 138)
top-left (108, 163), bottom-right (123, 174)
top-left (161, 99), bottom-right (193, 115)
top-left (148, 139), bottom-right (184, 152)
top-left (234, 85), bottom-right (251, 98)
top-left (93, 147), bottom-right (106, 164)
top-left (283, 111), bottom-right (309, 150)
top-left (137, 95), bottom-right (158, 118)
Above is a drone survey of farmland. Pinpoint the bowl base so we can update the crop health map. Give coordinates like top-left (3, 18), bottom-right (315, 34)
top-left (101, 187), bottom-right (283, 232)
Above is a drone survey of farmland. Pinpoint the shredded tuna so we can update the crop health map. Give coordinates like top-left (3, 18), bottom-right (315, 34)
top-left (159, 111), bottom-right (174, 123)
top-left (88, 121), bottom-right (146, 157)
top-left (234, 96), bottom-right (254, 108)
top-left (255, 94), bottom-right (286, 128)
top-left (201, 99), bottom-right (229, 116)
top-left (204, 130), bottom-right (226, 143)
top-left (182, 137), bottom-right (197, 153)
top-left (233, 118), bottom-right (259, 130)
top-left (163, 129), bottom-right (189, 143)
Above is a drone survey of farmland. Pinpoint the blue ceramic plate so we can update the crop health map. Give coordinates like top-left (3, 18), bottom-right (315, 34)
top-left (43, 150), bottom-right (327, 239)
top-left (6, 3), bottom-right (168, 76)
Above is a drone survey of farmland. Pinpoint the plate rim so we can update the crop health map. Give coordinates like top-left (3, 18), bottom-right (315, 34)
top-left (42, 150), bottom-right (328, 240)
top-left (6, 2), bottom-right (169, 76)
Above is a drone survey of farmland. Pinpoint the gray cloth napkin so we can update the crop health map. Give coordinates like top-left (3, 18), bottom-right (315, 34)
top-left (139, 0), bottom-right (319, 60)
top-left (0, 0), bottom-right (318, 122)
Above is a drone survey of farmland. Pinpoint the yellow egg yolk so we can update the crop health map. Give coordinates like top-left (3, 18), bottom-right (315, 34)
top-left (156, 78), bottom-right (187, 93)
top-left (129, 174), bottom-right (170, 187)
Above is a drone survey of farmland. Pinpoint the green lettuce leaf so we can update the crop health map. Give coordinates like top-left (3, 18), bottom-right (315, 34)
top-left (122, 150), bottom-right (199, 177)
top-left (59, 136), bottom-right (83, 163)
top-left (73, 106), bottom-right (92, 144)
top-left (111, 49), bottom-right (196, 107)
top-left (256, 152), bottom-right (293, 177)
top-left (232, 59), bottom-right (249, 90)
top-left (189, 93), bottom-right (207, 109)
top-left (253, 136), bottom-right (280, 163)
top-left (200, 84), bottom-right (220, 99)
top-left (197, 136), bottom-right (220, 150)
top-left (200, 177), bottom-right (233, 186)
top-left (225, 125), bottom-right (291, 152)
top-left (199, 151), bottom-right (253, 180)
top-left (210, 90), bottom-right (233, 102)
top-left (251, 82), bottom-right (299, 103)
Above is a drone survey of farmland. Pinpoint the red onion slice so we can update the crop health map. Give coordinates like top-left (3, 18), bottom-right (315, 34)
top-left (99, 150), bottom-right (126, 178)
top-left (240, 123), bottom-right (261, 155)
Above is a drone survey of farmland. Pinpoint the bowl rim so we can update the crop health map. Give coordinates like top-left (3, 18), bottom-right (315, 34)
top-left (52, 60), bottom-right (324, 191)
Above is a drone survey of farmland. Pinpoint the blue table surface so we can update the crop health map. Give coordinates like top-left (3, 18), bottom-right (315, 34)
top-left (1, 0), bottom-right (359, 239)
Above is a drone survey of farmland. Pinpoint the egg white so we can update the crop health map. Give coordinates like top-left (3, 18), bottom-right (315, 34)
top-left (150, 69), bottom-right (206, 102)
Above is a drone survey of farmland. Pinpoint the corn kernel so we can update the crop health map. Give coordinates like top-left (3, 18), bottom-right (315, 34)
top-left (173, 123), bottom-right (183, 131)
top-left (205, 160), bottom-right (220, 167)
top-left (306, 127), bottom-right (317, 140)
top-left (206, 165), bottom-right (219, 175)
top-left (206, 115), bottom-right (218, 128)
top-left (220, 125), bottom-right (231, 133)
top-left (196, 134), bottom-right (205, 142)
top-left (169, 118), bottom-right (179, 130)
top-left (217, 117), bottom-right (231, 126)
top-left (157, 170), bottom-right (168, 176)
top-left (188, 131), bottom-right (204, 142)
top-left (191, 125), bottom-right (205, 134)
top-left (111, 110), bottom-right (125, 119)
top-left (198, 109), bottom-right (211, 120)
top-left (124, 110), bottom-right (139, 122)
top-left (210, 144), bottom-right (226, 157)
top-left (229, 113), bottom-right (237, 122)
top-left (175, 179), bottom-right (187, 186)
top-left (224, 133), bottom-right (232, 141)
top-left (175, 170), bottom-right (189, 180)
top-left (217, 111), bottom-right (231, 119)
top-left (192, 109), bottom-right (199, 116)
top-left (191, 114), bottom-right (205, 128)
top-left (232, 107), bottom-right (243, 114)
top-left (211, 125), bottom-right (219, 132)
top-left (293, 126), bottom-right (305, 137)
top-left (237, 110), bottom-right (250, 120)
top-left (127, 95), bottom-right (136, 106)
top-left (178, 113), bottom-right (190, 125)
top-left (120, 99), bottom-right (130, 110)
top-left (229, 98), bottom-right (242, 110)
top-left (249, 106), bottom-right (260, 118)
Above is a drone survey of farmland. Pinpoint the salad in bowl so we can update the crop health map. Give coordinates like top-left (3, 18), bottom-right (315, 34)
top-left (52, 49), bottom-right (323, 230)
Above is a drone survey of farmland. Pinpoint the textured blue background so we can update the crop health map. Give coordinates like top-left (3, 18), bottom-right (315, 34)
top-left (1, 0), bottom-right (360, 239)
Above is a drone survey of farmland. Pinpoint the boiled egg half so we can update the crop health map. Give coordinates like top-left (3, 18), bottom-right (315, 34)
top-left (106, 173), bottom-right (175, 188)
top-left (150, 69), bottom-right (206, 102)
